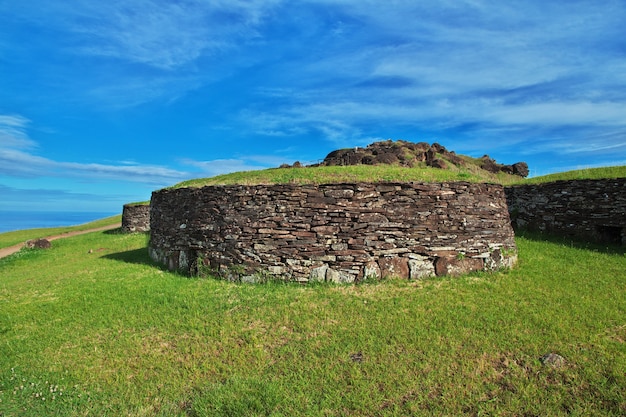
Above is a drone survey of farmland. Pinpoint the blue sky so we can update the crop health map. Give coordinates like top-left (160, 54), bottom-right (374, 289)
top-left (1, 0), bottom-right (625, 216)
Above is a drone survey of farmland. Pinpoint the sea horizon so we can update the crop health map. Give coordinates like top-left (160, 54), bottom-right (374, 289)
top-left (0, 210), bottom-right (119, 234)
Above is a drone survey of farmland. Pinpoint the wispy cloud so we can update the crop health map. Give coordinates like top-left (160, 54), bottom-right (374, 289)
top-left (0, 183), bottom-right (108, 203)
top-left (0, 183), bottom-right (136, 214)
top-left (0, 0), bottom-right (284, 108)
top-left (0, 115), bottom-right (37, 149)
top-left (236, 0), bottom-right (626, 153)
top-left (0, 115), bottom-right (189, 185)
top-left (0, 148), bottom-right (189, 185)
top-left (179, 153), bottom-right (297, 177)
top-left (10, 0), bottom-right (281, 71)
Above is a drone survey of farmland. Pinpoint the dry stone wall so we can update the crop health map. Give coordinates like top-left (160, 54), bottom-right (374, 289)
top-left (505, 178), bottom-right (626, 245)
top-left (121, 203), bottom-right (151, 233)
top-left (149, 182), bottom-right (517, 283)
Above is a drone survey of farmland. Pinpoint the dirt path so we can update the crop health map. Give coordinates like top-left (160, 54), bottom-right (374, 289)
top-left (0, 223), bottom-right (122, 260)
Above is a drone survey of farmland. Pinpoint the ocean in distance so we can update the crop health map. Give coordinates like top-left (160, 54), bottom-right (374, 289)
top-left (0, 211), bottom-right (119, 234)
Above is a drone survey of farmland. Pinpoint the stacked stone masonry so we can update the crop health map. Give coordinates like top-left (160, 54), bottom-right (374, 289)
top-left (121, 203), bottom-right (151, 233)
top-left (506, 178), bottom-right (626, 245)
top-left (149, 182), bottom-right (517, 283)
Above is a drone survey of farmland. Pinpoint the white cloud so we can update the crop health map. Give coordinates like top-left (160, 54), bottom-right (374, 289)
top-left (0, 115), bottom-right (189, 185)
top-left (0, 115), bottom-right (37, 150)
top-left (484, 102), bottom-right (626, 127)
top-left (180, 153), bottom-right (294, 177)
top-left (53, 0), bottom-right (282, 70)
top-left (0, 148), bottom-right (189, 185)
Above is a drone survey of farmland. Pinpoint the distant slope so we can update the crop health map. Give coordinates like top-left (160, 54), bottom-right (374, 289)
top-left (519, 166), bottom-right (626, 184)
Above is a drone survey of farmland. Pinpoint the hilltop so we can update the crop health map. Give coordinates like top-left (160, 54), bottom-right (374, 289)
top-left (168, 139), bottom-right (624, 190)
top-left (174, 140), bottom-right (528, 189)
top-left (303, 140), bottom-right (528, 177)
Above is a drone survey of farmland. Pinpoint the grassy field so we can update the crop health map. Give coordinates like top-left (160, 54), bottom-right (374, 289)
top-left (520, 166), bottom-right (626, 184)
top-left (170, 164), bottom-right (626, 189)
top-left (0, 229), bottom-right (625, 416)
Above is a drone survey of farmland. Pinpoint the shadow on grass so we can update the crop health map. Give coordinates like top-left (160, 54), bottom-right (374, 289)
top-left (103, 229), bottom-right (151, 236)
top-left (103, 247), bottom-right (155, 266)
top-left (515, 229), bottom-right (625, 256)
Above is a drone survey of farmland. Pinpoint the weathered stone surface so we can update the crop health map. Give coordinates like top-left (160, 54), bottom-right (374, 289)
top-left (434, 256), bottom-right (484, 277)
top-left (326, 267), bottom-right (355, 284)
top-left (511, 162), bottom-right (529, 177)
top-left (378, 257), bottom-right (410, 279)
top-left (25, 238), bottom-right (51, 249)
top-left (318, 140), bottom-right (528, 177)
top-left (506, 179), bottom-right (626, 245)
top-left (539, 353), bottom-right (565, 367)
top-left (149, 181), bottom-right (518, 282)
top-left (429, 158), bottom-right (447, 169)
top-left (121, 203), bottom-right (150, 233)
top-left (309, 265), bottom-right (328, 283)
top-left (408, 256), bottom-right (436, 279)
top-left (363, 261), bottom-right (382, 280)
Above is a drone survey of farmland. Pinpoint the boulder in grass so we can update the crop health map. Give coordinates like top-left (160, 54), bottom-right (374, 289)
top-left (25, 239), bottom-right (51, 250)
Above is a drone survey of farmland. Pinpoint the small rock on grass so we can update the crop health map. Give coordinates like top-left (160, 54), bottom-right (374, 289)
top-left (539, 352), bottom-right (565, 367)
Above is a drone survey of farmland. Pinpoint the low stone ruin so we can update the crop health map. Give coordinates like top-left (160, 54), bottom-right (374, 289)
top-left (121, 203), bottom-right (151, 233)
top-left (506, 178), bottom-right (626, 245)
top-left (149, 181), bottom-right (518, 283)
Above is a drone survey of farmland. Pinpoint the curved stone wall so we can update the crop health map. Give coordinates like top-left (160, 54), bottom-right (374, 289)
top-left (121, 203), bottom-right (151, 233)
top-left (149, 182), bottom-right (517, 283)
top-left (506, 178), bottom-right (626, 245)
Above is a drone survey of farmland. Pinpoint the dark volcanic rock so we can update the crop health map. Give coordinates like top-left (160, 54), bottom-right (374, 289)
top-left (511, 162), bottom-right (529, 177)
top-left (481, 155), bottom-right (529, 178)
top-left (429, 158), bottom-right (447, 169)
top-left (25, 239), bottom-right (51, 249)
top-left (313, 139), bottom-right (528, 177)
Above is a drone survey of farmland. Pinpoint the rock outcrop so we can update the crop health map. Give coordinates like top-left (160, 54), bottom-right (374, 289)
top-left (299, 140), bottom-right (528, 178)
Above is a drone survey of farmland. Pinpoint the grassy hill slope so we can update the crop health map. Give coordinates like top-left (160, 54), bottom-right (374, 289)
top-left (0, 230), bottom-right (624, 415)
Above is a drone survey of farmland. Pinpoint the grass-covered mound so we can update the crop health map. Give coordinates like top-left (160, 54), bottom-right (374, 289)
top-left (166, 139), bottom-right (616, 190)
top-left (172, 164), bottom-right (521, 189)
top-left (170, 160), bottom-right (625, 190)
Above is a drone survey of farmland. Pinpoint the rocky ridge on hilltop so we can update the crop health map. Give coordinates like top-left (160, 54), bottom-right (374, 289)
top-left (283, 140), bottom-right (529, 177)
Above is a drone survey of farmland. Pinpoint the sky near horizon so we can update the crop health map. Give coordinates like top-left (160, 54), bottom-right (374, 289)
top-left (1, 1), bottom-right (626, 216)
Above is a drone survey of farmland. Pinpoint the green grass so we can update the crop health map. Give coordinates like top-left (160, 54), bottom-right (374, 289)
top-left (170, 164), bottom-right (625, 190)
top-left (0, 215), bottom-right (121, 250)
top-left (171, 164), bottom-right (521, 189)
top-left (1, 230), bottom-right (625, 416)
top-left (519, 165), bottom-right (626, 184)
